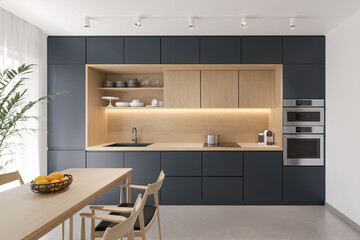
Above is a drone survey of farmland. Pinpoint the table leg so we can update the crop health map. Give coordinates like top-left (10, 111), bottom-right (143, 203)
top-left (69, 216), bottom-right (73, 240)
top-left (61, 222), bottom-right (65, 240)
top-left (126, 174), bottom-right (131, 203)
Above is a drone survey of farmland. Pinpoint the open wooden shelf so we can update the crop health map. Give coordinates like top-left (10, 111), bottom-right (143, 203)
top-left (98, 87), bottom-right (163, 91)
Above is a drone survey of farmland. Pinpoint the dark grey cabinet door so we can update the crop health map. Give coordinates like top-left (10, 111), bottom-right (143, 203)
top-left (86, 37), bottom-right (124, 64)
top-left (48, 65), bottom-right (85, 150)
top-left (161, 152), bottom-right (201, 176)
top-left (244, 152), bottom-right (282, 201)
top-left (283, 64), bottom-right (325, 99)
top-left (124, 152), bottom-right (161, 203)
top-left (283, 36), bottom-right (325, 64)
top-left (124, 37), bottom-right (160, 64)
top-left (87, 152), bottom-right (124, 205)
top-left (48, 37), bottom-right (85, 64)
top-left (202, 177), bottom-right (243, 202)
top-left (161, 177), bottom-right (201, 203)
top-left (48, 150), bottom-right (85, 174)
top-left (283, 167), bottom-right (325, 203)
top-left (161, 37), bottom-right (199, 63)
top-left (202, 152), bottom-right (243, 176)
top-left (242, 37), bottom-right (282, 64)
top-left (200, 37), bottom-right (241, 64)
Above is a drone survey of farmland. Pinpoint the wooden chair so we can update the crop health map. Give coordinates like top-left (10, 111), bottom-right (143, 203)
top-left (80, 194), bottom-right (143, 240)
top-left (89, 170), bottom-right (165, 240)
top-left (0, 171), bottom-right (24, 186)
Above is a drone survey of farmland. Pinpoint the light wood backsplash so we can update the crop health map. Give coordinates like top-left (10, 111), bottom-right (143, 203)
top-left (107, 109), bottom-right (269, 143)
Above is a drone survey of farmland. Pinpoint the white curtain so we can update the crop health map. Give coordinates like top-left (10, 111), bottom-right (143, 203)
top-left (0, 7), bottom-right (47, 186)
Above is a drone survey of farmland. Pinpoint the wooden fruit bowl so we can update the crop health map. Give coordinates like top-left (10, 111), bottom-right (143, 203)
top-left (30, 174), bottom-right (73, 194)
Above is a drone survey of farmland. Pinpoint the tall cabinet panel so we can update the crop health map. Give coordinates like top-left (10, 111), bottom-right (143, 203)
top-left (283, 36), bottom-right (325, 64)
top-left (48, 65), bottom-right (86, 149)
top-left (47, 37), bottom-right (86, 174)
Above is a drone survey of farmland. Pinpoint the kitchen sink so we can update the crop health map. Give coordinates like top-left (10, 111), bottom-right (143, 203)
top-left (104, 143), bottom-right (153, 147)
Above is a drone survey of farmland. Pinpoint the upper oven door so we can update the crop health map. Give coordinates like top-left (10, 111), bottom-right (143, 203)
top-left (284, 108), bottom-right (324, 126)
top-left (283, 134), bottom-right (324, 166)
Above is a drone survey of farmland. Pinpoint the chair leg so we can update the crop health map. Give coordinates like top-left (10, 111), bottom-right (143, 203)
top-left (80, 217), bottom-right (85, 240)
top-left (129, 229), bottom-right (135, 240)
top-left (69, 216), bottom-right (73, 240)
top-left (157, 212), bottom-right (162, 240)
top-left (61, 222), bottom-right (65, 240)
top-left (90, 209), bottom-right (95, 240)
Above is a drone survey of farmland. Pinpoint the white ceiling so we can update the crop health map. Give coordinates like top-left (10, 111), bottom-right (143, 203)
top-left (1, 0), bottom-right (360, 36)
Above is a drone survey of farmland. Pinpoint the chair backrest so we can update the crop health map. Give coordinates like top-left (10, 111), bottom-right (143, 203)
top-left (0, 171), bottom-right (24, 186)
top-left (102, 194), bottom-right (142, 240)
top-left (142, 170), bottom-right (165, 200)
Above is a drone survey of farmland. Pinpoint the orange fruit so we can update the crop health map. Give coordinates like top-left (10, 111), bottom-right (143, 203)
top-left (60, 176), bottom-right (69, 186)
top-left (34, 175), bottom-right (48, 182)
top-left (47, 172), bottom-right (64, 182)
top-left (35, 178), bottom-right (50, 192)
top-left (50, 179), bottom-right (60, 191)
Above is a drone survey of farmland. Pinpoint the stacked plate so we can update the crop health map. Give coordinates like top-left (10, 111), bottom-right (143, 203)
top-left (127, 79), bottom-right (139, 88)
top-left (115, 81), bottom-right (127, 88)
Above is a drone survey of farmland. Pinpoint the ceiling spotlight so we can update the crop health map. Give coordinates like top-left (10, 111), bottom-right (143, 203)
top-left (84, 17), bottom-right (90, 28)
top-left (241, 16), bottom-right (248, 28)
top-left (289, 17), bottom-right (296, 30)
top-left (135, 16), bottom-right (142, 27)
top-left (188, 17), bottom-right (195, 29)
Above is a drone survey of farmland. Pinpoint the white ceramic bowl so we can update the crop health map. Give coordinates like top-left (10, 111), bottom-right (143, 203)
top-left (115, 102), bottom-right (130, 107)
top-left (130, 102), bottom-right (145, 107)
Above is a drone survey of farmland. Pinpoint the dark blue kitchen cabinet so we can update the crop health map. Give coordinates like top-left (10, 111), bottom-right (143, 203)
top-left (86, 37), bottom-right (124, 64)
top-left (124, 37), bottom-right (160, 64)
top-left (161, 37), bottom-right (199, 63)
top-left (48, 65), bottom-right (85, 150)
top-left (48, 37), bottom-right (85, 64)
top-left (244, 152), bottom-right (282, 202)
top-left (202, 177), bottom-right (243, 202)
top-left (242, 37), bottom-right (283, 64)
top-left (283, 36), bottom-right (325, 64)
top-left (200, 37), bottom-right (241, 64)
top-left (283, 167), bottom-right (325, 203)
top-left (161, 177), bottom-right (201, 203)
top-left (161, 152), bottom-right (201, 176)
top-left (87, 152), bottom-right (124, 205)
top-left (48, 150), bottom-right (86, 174)
top-left (202, 152), bottom-right (243, 176)
top-left (283, 64), bottom-right (325, 99)
top-left (124, 152), bottom-right (161, 204)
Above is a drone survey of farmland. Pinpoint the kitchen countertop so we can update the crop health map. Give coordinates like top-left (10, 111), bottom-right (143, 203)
top-left (87, 142), bottom-right (282, 151)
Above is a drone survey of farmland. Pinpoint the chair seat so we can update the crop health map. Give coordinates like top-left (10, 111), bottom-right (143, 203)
top-left (95, 203), bottom-right (156, 231)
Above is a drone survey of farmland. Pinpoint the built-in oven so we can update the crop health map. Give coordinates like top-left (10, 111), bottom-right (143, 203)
top-left (283, 126), bottom-right (324, 166)
top-left (283, 99), bottom-right (325, 166)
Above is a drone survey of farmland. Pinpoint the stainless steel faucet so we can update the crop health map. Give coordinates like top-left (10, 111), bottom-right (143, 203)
top-left (132, 127), bottom-right (138, 144)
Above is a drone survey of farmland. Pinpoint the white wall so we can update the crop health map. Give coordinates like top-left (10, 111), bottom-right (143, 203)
top-left (326, 9), bottom-right (360, 225)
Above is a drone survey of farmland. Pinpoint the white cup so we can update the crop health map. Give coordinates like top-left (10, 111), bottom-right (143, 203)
top-left (159, 101), bottom-right (164, 107)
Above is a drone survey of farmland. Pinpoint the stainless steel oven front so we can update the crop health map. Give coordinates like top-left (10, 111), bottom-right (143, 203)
top-left (283, 131), bottom-right (324, 166)
top-left (284, 108), bottom-right (324, 126)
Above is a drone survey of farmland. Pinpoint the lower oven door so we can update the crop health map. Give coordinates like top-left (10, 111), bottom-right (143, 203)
top-left (283, 134), bottom-right (324, 166)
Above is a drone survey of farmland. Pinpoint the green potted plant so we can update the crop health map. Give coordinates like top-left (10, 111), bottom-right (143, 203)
top-left (0, 64), bottom-right (63, 173)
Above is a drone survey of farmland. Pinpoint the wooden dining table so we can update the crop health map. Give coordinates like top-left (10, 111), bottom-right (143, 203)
top-left (0, 168), bottom-right (132, 240)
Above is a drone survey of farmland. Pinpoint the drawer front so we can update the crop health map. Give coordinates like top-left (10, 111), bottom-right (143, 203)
top-left (161, 152), bottom-right (201, 176)
top-left (202, 177), bottom-right (243, 202)
top-left (202, 152), bottom-right (243, 176)
top-left (161, 177), bottom-right (201, 203)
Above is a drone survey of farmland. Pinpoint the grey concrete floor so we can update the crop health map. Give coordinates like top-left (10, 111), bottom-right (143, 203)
top-left (41, 205), bottom-right (360, 240)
